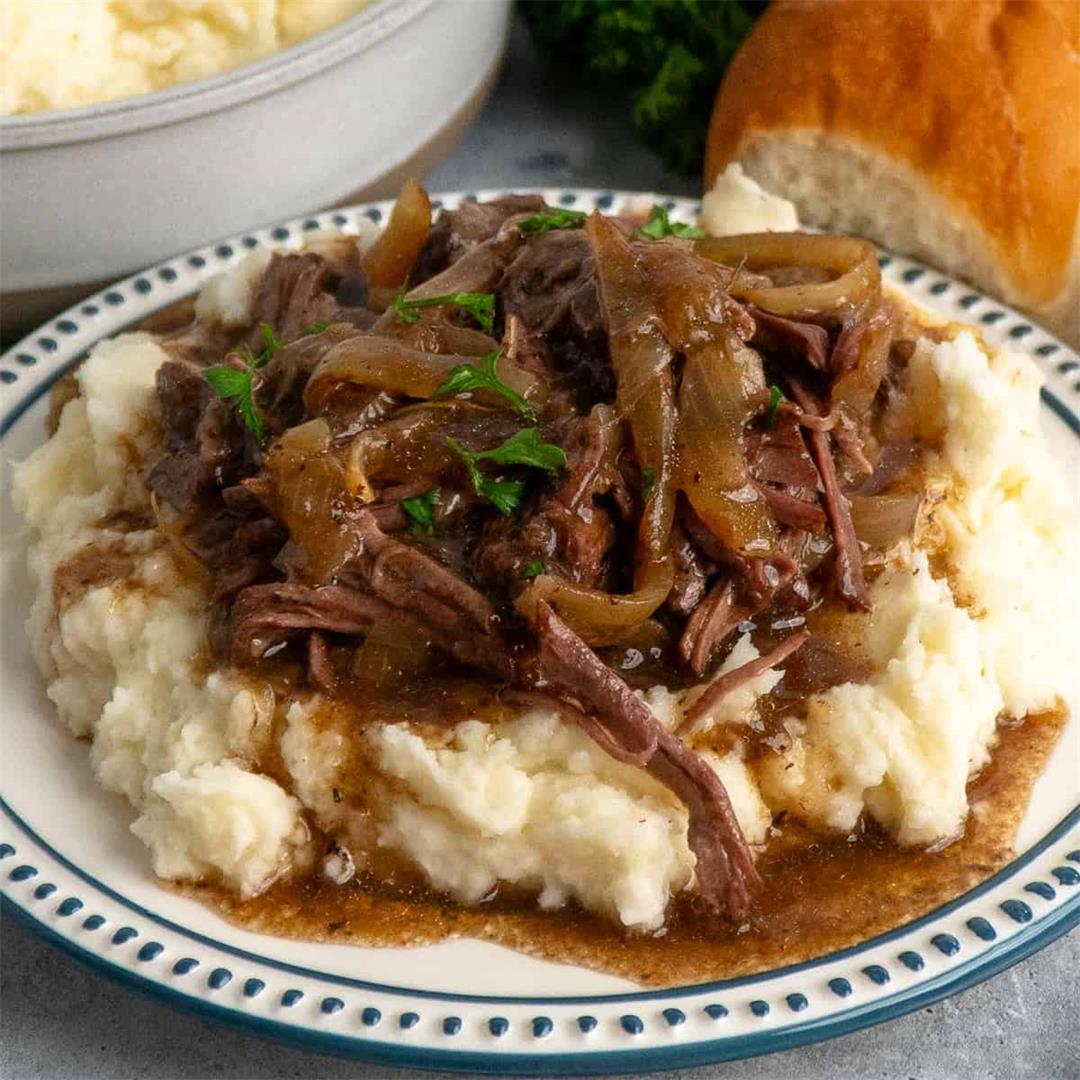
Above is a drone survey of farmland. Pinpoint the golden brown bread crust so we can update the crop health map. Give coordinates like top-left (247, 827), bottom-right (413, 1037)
top-left (705, 0), bottom-right (1080, 307)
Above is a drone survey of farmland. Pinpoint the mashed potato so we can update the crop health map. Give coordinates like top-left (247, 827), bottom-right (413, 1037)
top-left (13, 204), bottom-right (1079, 927)
top-left (0, 0), bottom-right (373, 115)
top-left (12, 335), bottom-right (309, 897)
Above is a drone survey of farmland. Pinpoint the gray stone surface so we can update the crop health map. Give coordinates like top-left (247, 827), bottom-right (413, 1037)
top-left (2, 17), bottom-right (1077, 1080)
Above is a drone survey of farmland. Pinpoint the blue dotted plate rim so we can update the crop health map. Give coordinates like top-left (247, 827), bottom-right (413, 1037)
top-left (2, 189), bottom-right (1077, 1073)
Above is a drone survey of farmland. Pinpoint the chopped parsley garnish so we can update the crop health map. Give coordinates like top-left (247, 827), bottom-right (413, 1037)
top-left (238, 322), bottom-right (285, 370)
top-left (433, 349), bottom-right (536, 421)
top-left (392, 287), bottom-right (496, 332)
top-left (204, 366), bottom-right (264, 444)
top-left (303, 320), bottom-right (329, 336)
top-left (523, 560), bottom-right (545, 580)
top-left (635, 204), bottom-right (705, 241)
top-left (767, 384), bottom-right (784, 428)
top-left (641, 466), bottom-right (656, 502)
top-left (518, 208), bottom-right (587, 233)
top-left (401, 488), bottom-right (440, 536)
top-left (448, 428), bottom-right (567, 516)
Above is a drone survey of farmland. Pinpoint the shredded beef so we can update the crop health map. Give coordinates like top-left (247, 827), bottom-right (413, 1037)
top-left (499, 230), bottom-right (611, 405)
top-left (247, 253), bottom-right (338, 344)
top-left (414, 195), bottom-right (548, 281)
top-left (535, 603), bottom-right (761, 920)
top-left (751, 308), bottom-right (829, 370)
top-left (790, 381), bottom-right (869, 608)
top-left (680, 629), bottom-right (810, 734)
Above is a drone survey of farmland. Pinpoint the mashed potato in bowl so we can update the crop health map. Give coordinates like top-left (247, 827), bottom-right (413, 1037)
top-left (0, 0), bottom-right (374, 115)
top-left (12, 175), bottom-right (1080, 978)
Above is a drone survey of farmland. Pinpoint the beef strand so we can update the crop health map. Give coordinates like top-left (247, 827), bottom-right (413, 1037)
top-left (535, 602), bottom-right (761, 920)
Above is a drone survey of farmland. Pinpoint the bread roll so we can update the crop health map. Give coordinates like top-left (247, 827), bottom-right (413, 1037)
top-left (705, 0), bottom-right (1080, 345)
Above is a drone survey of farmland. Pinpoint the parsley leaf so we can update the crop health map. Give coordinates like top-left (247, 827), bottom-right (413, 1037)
top-left (392, 288), bottom-right (496, 332)
top-left (475, 477), bottom-right (527, 517)
top-left (635, 204), bottom-right (704, 241)
top-left (433, 349), bottom-right (536, 421)
top-left (448, 429), bottom-right (566, 516)
top-left (205, 366), bottom-right (264, 444)
top-left (518, 208), bottom-right (587, 233)
top-left (401, 488), bottom-right (440, 536)
top-left (468, 427), bottom-right (568, 471)
top-left (523, 560), bottom-right (545, 580)
top-left (767, 384), bottom-right (784, 429)
top-left (641, 466), bottom-right (656, 503)
top-left (238, 322), bottom-right (285, 370)
top-left (303, 320), bottom-right (329, 336)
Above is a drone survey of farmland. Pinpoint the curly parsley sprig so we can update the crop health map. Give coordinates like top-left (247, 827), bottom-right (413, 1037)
top-left (392, 287), bottom-right (496, 332)
top-left (433, 349), bottom-right (536, 421)
top-left (518, 208), bottom-right (587, 233)
top-left (448, 428), bottom-right (567, 516)
top-left (635, 204), bottom-right (704, 241)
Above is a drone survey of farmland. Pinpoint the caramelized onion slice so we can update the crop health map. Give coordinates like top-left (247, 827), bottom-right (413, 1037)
top-left (587, 213), bottom-right (677, 563)
top-left (677, 337), bottom-right (778, 556)
top-left (263, 419), bottom-right (362, 585)
top-left (305, 337), bottom-right (468, 411)
top-left (305, 335), bottom-right (545, 416)
top-left (516, 558), bottom-right (674, 647)
top-left (695, 233), bottom-right (880, 318)
top-left (849, 490), bottom-right (922, 548)
top-left (360, 178), bottom-right (431, 289)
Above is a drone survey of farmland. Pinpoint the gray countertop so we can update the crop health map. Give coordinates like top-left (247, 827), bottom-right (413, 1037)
top-left (2, 17), bottom-right (1076, 1080)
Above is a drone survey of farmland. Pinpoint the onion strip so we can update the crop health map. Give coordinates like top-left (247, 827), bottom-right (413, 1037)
top-left (516, 558), bottom-right (674, 647)
top-left (695, 233), bottom-right (880, 318)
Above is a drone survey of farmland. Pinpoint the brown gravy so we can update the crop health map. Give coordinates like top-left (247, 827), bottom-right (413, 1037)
top-left (188, 710), bottom-right (1064, 988)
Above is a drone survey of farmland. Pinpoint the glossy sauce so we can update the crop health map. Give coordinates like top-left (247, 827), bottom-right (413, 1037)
top-left (190, 706), bottom-right (1064, 988)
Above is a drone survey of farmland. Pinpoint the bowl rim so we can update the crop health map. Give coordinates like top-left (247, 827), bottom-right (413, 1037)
top-left (0, 0), bottom-right (441, 151)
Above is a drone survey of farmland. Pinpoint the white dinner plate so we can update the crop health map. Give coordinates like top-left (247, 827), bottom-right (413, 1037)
top-left (2, 190), bottom-right (1077, 1074)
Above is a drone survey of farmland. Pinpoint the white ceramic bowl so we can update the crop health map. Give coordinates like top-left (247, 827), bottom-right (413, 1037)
top-left (0, 0), bottom-right (510, 334)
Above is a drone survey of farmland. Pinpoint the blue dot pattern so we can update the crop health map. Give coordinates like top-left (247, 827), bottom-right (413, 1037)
top-left (899, 951), bottom-right (924, 971)
top-left (1026, 881), bottom-right (1056, 901)
top-left (442, 1017), bottom-right (461, 1036)
top-left (966, 918), bottom-right (996, 942)
top-left (662, 1008), bottom-right (686, 1026)
top-left (488, 1017), bottom-right (509, 1037)
top-left (111, 926), bottom-right (137, 945)
top-left (749, 1000), bottom-right (770, 1017)
top-left (361, 1007), bottom-right (381, 1027)
top-left (828, 978), bottom-right (853, 997)
top-left (786, 994), bottom-right (808, 1012)
top-left (172, 958), bottom-right (199, 975)
top-left (243, 979), bottom-right (265, 998)
top-left (320, 998), bottom-right (344, 1015)
top-left (533, 1017), bottom-right (554, 1038)
top-left (137, 942), bottom-right (163, 962)
top-left (1052, 866), bottom-right (1079, 886)
top-left (207, 968), bottom-right (232, 990)
top-left (704, 1003), bottom-right (729, 1019)
top-left (620, 1015), bottom-right (645, 1035)
top-left (862, 965), bottom-right (890, 985)
top-left (280, 990), bottom-right (303, 1007)
top-left (577, 1016), bottom-right (598, 1034)
top-left (1000, 899), bottom-right (1033, 923)
top-left (398, 1012), bottom-right (419, 1030)
top-left (932, 934), bottom-right (961, 956)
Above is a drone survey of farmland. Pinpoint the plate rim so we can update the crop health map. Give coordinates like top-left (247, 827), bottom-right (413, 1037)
top-left (2, 188), bottom-right (1078, 1073)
